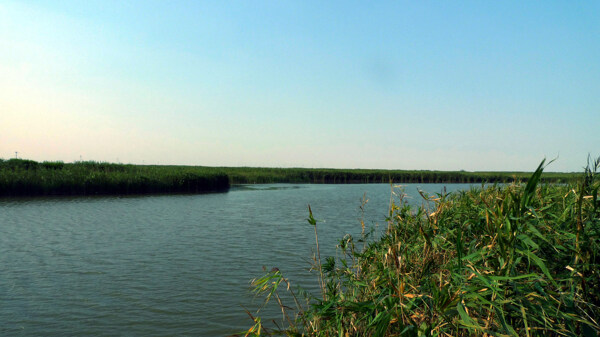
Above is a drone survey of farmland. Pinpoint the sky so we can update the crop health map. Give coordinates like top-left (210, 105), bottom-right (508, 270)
top-left (1, 1), bottom-right (598, 172)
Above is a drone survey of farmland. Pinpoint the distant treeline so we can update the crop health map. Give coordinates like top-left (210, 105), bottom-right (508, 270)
top-left (0, 159), bottom-right (229, 197)
top-left (0, 159), bottom-right (579, 197)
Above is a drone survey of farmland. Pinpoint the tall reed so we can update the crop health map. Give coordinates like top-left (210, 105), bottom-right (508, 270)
top-left (0, 158), bottom-right (579, 197)
top-left (0, 159), bottom-right (229, 196)
top-left (221, 167), bottom-right (578, 185)
top-left (240, 158), bottom-right (600, 336)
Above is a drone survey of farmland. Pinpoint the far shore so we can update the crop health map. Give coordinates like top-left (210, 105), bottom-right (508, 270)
top-left (0, 158), bottom-right (580, 197)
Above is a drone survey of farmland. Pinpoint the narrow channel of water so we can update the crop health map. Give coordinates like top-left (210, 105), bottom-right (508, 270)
top-left (0, 183), bottom-right (476, 336)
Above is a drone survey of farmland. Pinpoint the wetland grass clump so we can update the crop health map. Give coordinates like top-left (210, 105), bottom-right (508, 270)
top-left (242, 158), bottom-right (600, 336)
top-left (0, 159), bottom-right (229, 196)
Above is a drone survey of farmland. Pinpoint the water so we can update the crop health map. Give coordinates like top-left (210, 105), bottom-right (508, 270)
top-left (0, 183), bottom-right (475, 336)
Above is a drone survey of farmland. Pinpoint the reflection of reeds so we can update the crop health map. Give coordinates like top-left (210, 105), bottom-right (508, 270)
top-left (0, 159), bottom-right (229, 196)
top-left (242, 157), bottom-right (600, 336)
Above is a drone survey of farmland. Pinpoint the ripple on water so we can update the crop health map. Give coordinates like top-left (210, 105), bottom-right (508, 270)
top-left (0, 183), bottom-right (475, 335)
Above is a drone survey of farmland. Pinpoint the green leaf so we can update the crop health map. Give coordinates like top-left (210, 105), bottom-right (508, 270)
top-left (307, 204), bottom-right (317, 226)
top-left (457, 302), bottom-right (483, 331)
top-left (526, 222), bottom-right (550, 244)
top-left (517, 233), bottom-right (539, 250)
top-left (488, 273), bottom-right (538, 281)
top-left (522, 159), bottom-right (546, 209)
top-left (516, 248), bottom-right (557, 287)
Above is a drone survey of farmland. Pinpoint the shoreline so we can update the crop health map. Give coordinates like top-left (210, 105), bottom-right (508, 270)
top-left (0, 158), bottom-right (580, 197)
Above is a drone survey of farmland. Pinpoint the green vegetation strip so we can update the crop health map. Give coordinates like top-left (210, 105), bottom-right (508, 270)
top-left (0, 158), bottom-right (581, 197)
top-left (220, 167), bottom-right (578, 184)
top-left (242, 158), bottom-right (600, 336)
top-left (0, 159), bottom-right (229, 196)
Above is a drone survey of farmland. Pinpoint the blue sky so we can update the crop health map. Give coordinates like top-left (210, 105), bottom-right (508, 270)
top-left (1, 1), bottom-right (598, 171)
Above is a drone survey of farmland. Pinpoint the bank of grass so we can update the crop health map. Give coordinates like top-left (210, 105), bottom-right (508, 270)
top-left (0, 159), bottom-right (229, 196)
top-left (220, 167), bottom-right (578, 184)
top-left (242, 158), bottom-right (600, 336)
top-left (0, 158), bottom-right (580, 197)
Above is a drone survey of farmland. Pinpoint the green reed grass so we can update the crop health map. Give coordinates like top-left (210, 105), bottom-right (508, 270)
top-left (240, 157), bottom-right (600, 337)
top-left (0, 158), bottom-right (579, 197)
top-left (0, 159), bottom-right (229, 196)
top-left (220, 167), bottom-right (578, 185)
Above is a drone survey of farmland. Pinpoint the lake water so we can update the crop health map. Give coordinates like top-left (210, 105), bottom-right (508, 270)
top-left (1, 183), bottom-right (475, 336)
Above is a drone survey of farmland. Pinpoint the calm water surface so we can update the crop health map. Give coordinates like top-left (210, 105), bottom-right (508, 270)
top-left (1, 183), bottom-right (474, 336)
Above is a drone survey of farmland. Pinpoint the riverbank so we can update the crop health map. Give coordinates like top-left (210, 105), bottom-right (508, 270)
top-left (221, 166), bottom-right (578, 184)
top-left (243, 158), bottom-right (600, 336)
top-left (0, 159), bottom-right (230, 197)
top-left (0, 158), bottom-right (580, 197)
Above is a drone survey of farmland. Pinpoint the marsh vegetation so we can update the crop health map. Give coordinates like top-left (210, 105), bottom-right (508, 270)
top-left (0, 159), bottom-right (229, 196)
top-left (0, 159), bottom-right (579, 197)
top-left (243, 158), bottom-right (600, 336)
top-left (222, 167), bottom-right (578, 185)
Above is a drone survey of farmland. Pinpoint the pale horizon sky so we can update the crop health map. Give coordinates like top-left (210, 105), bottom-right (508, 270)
top-left (1, 1), bottom-right (598, 172)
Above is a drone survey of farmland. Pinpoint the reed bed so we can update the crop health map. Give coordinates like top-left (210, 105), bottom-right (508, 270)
top-left (0, 158), bottom-right (580, 197)
top-left (221, 167), bottom-right (577, 185)
top-left (0, 159), bottom-right (229, 196)
top-left (241, 158), bottom-right (600, 336)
